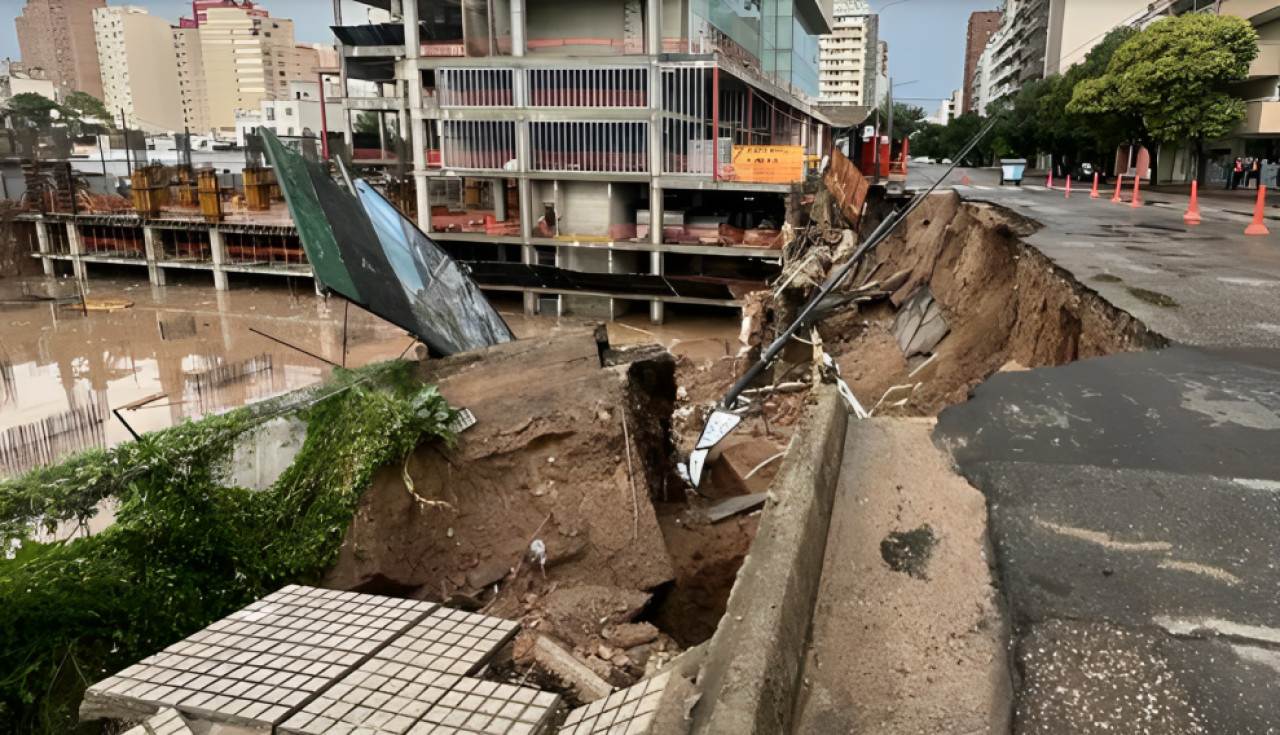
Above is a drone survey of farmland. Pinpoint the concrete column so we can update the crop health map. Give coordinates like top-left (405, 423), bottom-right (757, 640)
top-left (142, 226), bottom-right (166, 286)
top-left (209, 228), bottom-right (229, 291)
top-left (646, 0), bottom-right (663, 55)
top-left (511, 0), bottom-right (527, 57)
top-left (66, 222), bottom-right (86, 282)
top-left (522, 243), bottom-right (538, 315)
top-left (649, 249), bottom-right (664, 324)
top-left (34, 220), bottom-right (54, 275)
top-left (403, 0), bottom-right (431, 233)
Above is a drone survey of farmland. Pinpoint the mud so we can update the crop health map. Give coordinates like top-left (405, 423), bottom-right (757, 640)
top-left (0, 275), bottom-right (412, 481)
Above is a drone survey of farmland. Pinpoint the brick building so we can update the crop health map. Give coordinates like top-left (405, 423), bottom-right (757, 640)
top-left (961, 10), bottom-right (1000, 115)
top-left (14, 0), bottom-right (106, 99)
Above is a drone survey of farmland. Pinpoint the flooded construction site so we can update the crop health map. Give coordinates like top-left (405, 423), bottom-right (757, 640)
top-left (5, 137), bottom-right (1277, 734)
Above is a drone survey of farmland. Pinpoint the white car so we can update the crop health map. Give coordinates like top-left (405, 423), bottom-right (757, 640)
top-left (911, 156), bottom-right (935, 164)
top-left (941, 158), bottom-right (953, 165)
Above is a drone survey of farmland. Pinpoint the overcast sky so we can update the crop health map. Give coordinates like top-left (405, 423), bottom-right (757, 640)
top-left (2, 0), bottom-right (1000, 114)
top-left (868, 0), bottom-right (1003, 114)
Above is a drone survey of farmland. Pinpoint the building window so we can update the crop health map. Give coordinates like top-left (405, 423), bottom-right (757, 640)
top-left (266, 107), bottom-right (275, 120)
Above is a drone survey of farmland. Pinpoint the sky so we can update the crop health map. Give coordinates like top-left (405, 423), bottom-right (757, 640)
top-left (1, 0), bottom-right (999, 115)
top-left (867, 0), bottom-right (1002, 115)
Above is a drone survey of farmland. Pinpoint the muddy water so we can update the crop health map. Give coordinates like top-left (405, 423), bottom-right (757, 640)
top-left (0, 280), bottom-right (741, 481)
top-left (0, 276), bottom-right (415, 480)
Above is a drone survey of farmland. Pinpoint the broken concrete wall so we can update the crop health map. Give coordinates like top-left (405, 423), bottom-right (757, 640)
top-left (685, 384), bottom-right (849, 735)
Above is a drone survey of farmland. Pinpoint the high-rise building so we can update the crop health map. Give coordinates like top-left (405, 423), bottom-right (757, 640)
top-left (1044, 0), bottom-right (1158, 76)
top-left (14, 0), bottom-right (105, 98)
top-left (172, 25), bottom-right (212, 134)
top-left (198, 4), bottom-right (300, 133)
top-left (333, 0), bottom-right (836, 322)
top-left (93, 5), bottom-right (184, 133)
top-left (820, 1), bottom-right (879, 106)
top-left (962, 11), bottom-right (1000, 115)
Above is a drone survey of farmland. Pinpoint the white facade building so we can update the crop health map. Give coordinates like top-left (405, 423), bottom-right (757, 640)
top-left (237, 80), bottom-right (343, 145)
top-left (820, 0), bottom-right (877, 106)
top-left (92, 5), bottom-right (184, 133)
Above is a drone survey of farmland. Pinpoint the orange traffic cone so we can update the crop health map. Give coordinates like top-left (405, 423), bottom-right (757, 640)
top-left (1065, 175), bottom-right (1072, 199)
top-left (1184, 181), bottom-right (1201, 226)
top-left (1047, 171), bottom-right (1054, 189)
top-left (961, 173), bottom-right (972, 185)
top-left (1112, 174), bottom-right (1124, 203)
top-left (1090, 172), bottom-right (1100, 199)
top-left (1246, 186), bottom-right (1269, 235)
top-left (1131, 174), bottom-right (1142, 208)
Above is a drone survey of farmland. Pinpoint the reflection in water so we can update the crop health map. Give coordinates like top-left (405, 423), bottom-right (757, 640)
top-left (0, 276), bottom-right (415, 479)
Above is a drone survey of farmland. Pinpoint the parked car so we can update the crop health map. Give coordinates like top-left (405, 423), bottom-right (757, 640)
top-left (1070, 162), bottom-right (1108, 184)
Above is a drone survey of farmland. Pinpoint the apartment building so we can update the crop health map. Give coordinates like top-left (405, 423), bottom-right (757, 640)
top-left (14, 0), bottom-right (105, 98)
top-left (235, 79), bottom-right (344, 145)
top-left (820, 0), bottom-right (879, 106)
top-left (962, 11), bottom-right (1000, 115)
top-left (93, 5), bottom-right (184, 133)
top-left (172, 25), bottom-right (213, 134)
top-left (333, 0), bottom-right (836, 322)
top-left (197, 4), bottom-right (300, 134)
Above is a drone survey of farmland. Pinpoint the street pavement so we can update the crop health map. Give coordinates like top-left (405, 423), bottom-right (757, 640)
top-left (911, 164), bottom-right (1280, 733)
top-left (911, 163), bottom-right (1280, 348)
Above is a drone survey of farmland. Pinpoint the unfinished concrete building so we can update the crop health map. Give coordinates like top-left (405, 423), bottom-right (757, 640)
top-left (333, 0), bottom-right (836, 322)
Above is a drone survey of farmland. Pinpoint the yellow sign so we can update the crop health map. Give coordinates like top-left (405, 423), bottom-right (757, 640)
top-left (728, 145), bottom-right (805, 184)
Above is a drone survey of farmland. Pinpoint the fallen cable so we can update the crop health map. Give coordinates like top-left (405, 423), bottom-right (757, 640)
top-left (687, 116), bottom-right (1000, 486)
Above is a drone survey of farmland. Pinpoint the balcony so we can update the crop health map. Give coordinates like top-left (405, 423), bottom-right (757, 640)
top-left (1249, 42), bottom-right (1280, 79)
top-left (1239, 100), bottom-right (1280, 136)
top-left (1220, 0), bottom-right (1280, 25)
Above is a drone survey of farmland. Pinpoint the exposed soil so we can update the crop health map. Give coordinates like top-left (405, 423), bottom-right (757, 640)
top-left (808, 192), bottom-right (1167, 416)
top-left (324, 329), bottom-right (770, 699)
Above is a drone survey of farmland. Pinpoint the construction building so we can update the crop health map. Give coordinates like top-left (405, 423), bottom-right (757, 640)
top-left (13, 0), bottom-right (106, 99)
top-left (820, 0), bottom-right (880, 106)
top-left (93, 6), bottom-right (185, 133)
top-left (332, 0), bottom-right (838, 322)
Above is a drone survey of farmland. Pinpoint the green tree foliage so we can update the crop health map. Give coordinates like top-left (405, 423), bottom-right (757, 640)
top-left (910, 114), bottom-right (999, 166)
top-left (0, 362), bottom-right (456, 734)
top-left (2, 92), bottom-right (61, 133)
top-left (889, 103), bottom-right (928, 141)
top-left (60, 91), bottom-right (114, 137)
top-left (1071, 13), bottom-right (1258, 180)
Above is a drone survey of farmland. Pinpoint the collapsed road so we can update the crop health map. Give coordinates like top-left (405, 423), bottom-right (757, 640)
top-left (28, 145), bottom-right (1279, 734)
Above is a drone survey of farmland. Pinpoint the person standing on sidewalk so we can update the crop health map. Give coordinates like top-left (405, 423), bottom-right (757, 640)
top-left (1250, 158), bottom-right (1261, 188)
top-left (1231, 158), bottom-right (1243, 189)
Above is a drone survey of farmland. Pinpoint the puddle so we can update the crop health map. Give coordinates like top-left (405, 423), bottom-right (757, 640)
top-left (1126, 286), bottom-right (1180, 308)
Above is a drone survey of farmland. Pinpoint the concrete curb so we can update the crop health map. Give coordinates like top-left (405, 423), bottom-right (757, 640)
top-left (686, 384), bottom-right (850, 735)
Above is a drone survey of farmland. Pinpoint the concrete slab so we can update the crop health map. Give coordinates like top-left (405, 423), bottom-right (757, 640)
top-left (84, 586), bottom-right (559, 735)
top-left (794, 419), bottom-right (1011, 734)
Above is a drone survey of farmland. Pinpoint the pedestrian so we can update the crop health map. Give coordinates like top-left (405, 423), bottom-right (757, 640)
top-left (1232, 158), bottom-right (1243, 190)
top-left (1251, 158), bottom-right (1261, 189)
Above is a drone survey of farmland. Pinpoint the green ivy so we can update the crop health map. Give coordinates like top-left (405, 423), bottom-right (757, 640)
top-left (0, 361), bottom-right (455, 734)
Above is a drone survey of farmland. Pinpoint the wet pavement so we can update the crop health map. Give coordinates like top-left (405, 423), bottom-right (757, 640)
top-left (907, 164), bottom-right (1280, 732)
top-left (933, 339), bottom-right (1280, 732)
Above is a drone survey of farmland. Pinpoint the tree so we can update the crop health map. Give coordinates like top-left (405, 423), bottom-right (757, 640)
top-left (60, 90), bottom-right (113, 137)
top-left (889, 103), bottom-right (928, 140)
top-left (1070, 13), bottom-right (1259, 183)
top-left (2, 92), bottom-right (61, 133)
